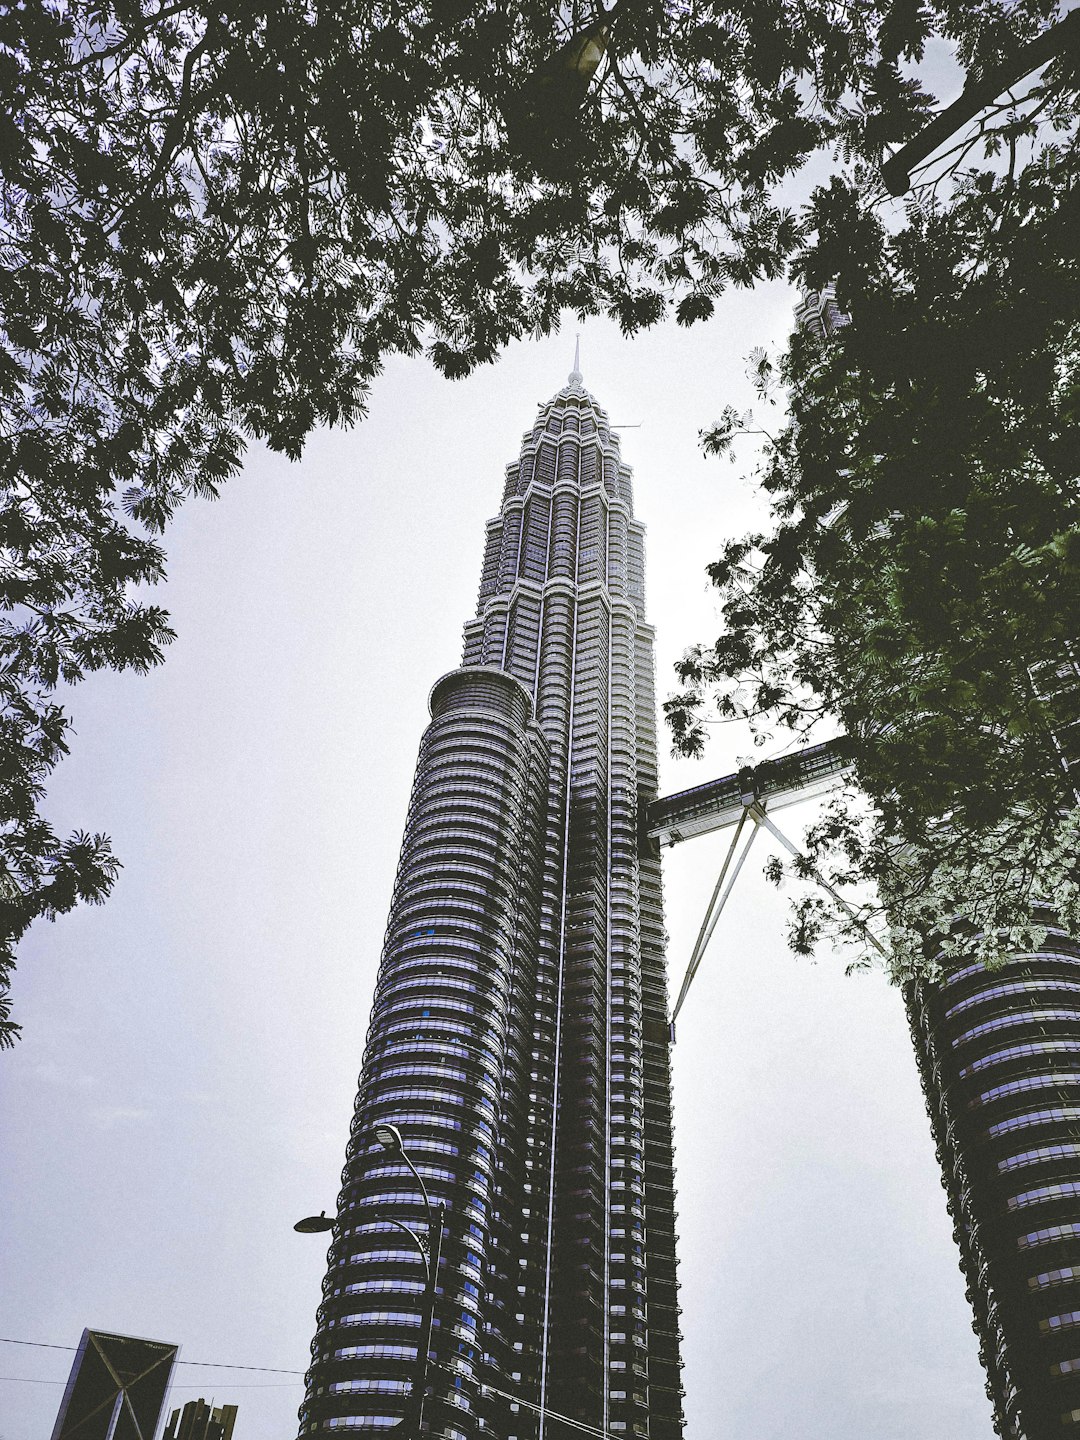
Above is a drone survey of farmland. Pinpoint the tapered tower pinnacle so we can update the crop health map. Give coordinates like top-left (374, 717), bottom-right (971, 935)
top-left (568, 333), bottom-right (582, 386)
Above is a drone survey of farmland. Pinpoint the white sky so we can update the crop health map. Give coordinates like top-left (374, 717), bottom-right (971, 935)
top-left (1, 289), bottom-right (994, 1440)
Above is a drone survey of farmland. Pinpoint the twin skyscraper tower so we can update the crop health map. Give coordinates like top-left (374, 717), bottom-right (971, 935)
top-left (297, 362), bottom-right (1080, 1440)
top-left (298, 366), bottom-right (683, 1440)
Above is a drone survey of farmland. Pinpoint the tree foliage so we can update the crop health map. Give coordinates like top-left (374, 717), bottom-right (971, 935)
top-left (672, 78), bottom-right (1080, 974)
top-left (1, 0), bottom-right (1077, 1036)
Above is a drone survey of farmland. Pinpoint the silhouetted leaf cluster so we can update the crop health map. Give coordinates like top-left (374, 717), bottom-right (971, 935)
top-left (1, 0), bottom-right (1076, 1034)
top-left (674, 97), bottom-right (1080, 971)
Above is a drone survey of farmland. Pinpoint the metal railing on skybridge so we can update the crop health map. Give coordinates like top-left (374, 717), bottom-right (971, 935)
top-left (646, 736), bottom-right (852, 849)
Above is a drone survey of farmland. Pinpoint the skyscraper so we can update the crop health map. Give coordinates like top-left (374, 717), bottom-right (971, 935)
top-left (906, 918), bottom-right (1080, 1439)
top-left (905, 650), bottom-right (1080, 1440)
top-left (165, 1399), bottom-right (239, 1440)
top-left (298, 363), bottom-right (683, 1440)
top-left (645, 707), bottom-right (1080, 1439)
top-left (783, 291), bottom-right (1080, 1438)
top-left (50, 1329), bottom-right (178, 1440)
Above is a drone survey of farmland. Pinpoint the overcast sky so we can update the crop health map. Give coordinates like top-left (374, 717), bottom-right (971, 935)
top-left (2, 288), bottom-right (994, 1440)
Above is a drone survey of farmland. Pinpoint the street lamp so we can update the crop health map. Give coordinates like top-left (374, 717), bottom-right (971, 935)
top-left (293, 1210), bottom-right (335, 1234)
top-left (373, 1125), bottom-right (446, 1440)
top-left (293, 1128), bottom-right (446, 1436)
top-left (374, 1122), bottom-right (406, 1152)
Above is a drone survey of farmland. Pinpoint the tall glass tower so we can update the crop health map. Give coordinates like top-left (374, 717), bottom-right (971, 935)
top-left (298, 364), bottom-right (684, 1440)
top-left (904, 653), bottom-right (1080, 1440)
top-left (907, 918), bottom-right (1080, 1439)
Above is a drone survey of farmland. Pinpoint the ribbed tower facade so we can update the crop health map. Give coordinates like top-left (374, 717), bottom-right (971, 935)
top-left (298, 366), bottom-right (684, 1440)
top-left (906, 652), bottom-right (1080, 1440)
top-left (908, 925), bottom-right (1080, 1438)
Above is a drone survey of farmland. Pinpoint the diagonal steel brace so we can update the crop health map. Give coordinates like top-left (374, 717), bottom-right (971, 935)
top-left (670, 797), bottom-right (886, 1033)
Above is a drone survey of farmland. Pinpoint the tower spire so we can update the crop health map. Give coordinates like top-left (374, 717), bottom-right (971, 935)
top-left (569, 333), bottom-right (582, 386)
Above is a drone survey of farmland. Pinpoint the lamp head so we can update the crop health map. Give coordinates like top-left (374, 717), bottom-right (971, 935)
top-left (293, 1210), bottom-right (335, 1234)
top-left (374, 1123), bottom-right (404, 1153)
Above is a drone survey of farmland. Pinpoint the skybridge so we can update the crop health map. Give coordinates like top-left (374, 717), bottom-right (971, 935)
top-left (646, 736), bottom-right (881, 1027)
top-left (646, 736), bottom-right (852, 848)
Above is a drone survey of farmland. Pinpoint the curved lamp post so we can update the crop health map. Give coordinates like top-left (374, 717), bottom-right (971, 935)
top-left (295, 1128), bottom-right (445, 1439)
top-left (373, 1124), bottom-right (446, 1440)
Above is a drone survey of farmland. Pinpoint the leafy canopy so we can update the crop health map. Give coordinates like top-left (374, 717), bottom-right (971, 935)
top-left (1, 0), bottom-right (1076, 1039)
top-left (671, 77), bottom-right (1080, 973)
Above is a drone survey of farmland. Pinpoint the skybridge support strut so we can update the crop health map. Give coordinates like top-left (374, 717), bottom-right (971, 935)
top-left (653, 738), bottom-right (882, 1035)
top-left (671, 803), bottom-right (761, 1025)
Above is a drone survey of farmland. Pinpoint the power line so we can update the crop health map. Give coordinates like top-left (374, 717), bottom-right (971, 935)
top-left (3, 1339), bottom-right (629, 1426)
top-left (0, 1339), bottom-right (73, 1354)
top-left (178, 1360), bottom-right (306, 1375)
top-left (480, 1383), bottom-right (624, 1440)
top-left (169, 1382), bottom-right (303, 1389)
top-left (0, 1376), bottom-right (300, 1389)
top-left (0, 1338), bottom-right (305, 1376)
